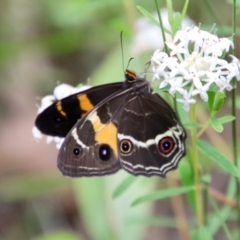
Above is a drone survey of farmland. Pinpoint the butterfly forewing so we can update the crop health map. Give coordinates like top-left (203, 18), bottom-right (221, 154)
top-left (35, 82), bottom-right (124, 137)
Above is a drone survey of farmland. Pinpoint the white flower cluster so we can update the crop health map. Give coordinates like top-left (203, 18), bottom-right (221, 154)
top-left (32, 84), bottom-right (90, 149)
top-left (151, 26), bottom-right (240, 111)
top-left (130, 8), bottom-right (194, 56)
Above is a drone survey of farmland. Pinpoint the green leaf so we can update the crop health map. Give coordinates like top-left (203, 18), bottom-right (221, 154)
top-left (179, 156), bottom-right (196, 212)
top-left (209, 195), bottom-right (234, 240)
top-left (131, 185), bottom-right (195, 206)
top-left (208, 91), bottom-right (225, 114)
top-left (210, 116), bottom-right (223, 132)
top-left (136, 6), bottom-right (171, 34)
top-left (166, 0), bottom-right (173, 21)
top-left (183, 122), bottom-right (203, 129)
top-left (191, 226), bottom-right (213, 240)
top-left (201, 174), bottom-right (212, 184)
top-left (197, 140), bottom-right (239, 177)
top-left (208, 91), bottom-right (215, 112)
top-left (218, 115), bottom-right (235, 124)
top-left (136, 6), bottom-right (159, 28)
top-left (181, 0), bottom-right (190, 19)
top-left (152, 84), bottom-right (170, 94)
top-left (73, 178), bottom-right (114, 240)
top-left (33, 231), bottom-right (81, 240)
top-left (212, 91), bottom-right (225, 113)
top-left (171, 12), bottom-right (183, 34)
top-left (127, 215), bottom-right (178, 228)
top-left (112, 175), bottom-right (136, 199)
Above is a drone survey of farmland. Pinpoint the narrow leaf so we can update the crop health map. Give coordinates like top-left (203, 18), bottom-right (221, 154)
top-left (127, 216), bottom-right (177, 228)
top-left (136, 6), bottom-right (171, 34)
top-left (131, 185), bottom-right (194, 206)
top-left (136, 6), bottom-right (159, 27)
top-left (112, 175), bottom-right (136, 199)
top-left (183, 122), bottom-right (203, 129)
top-left (179, 156), bottom-right (196, 212)
top-left (218, 115), bottom-right (235, 124)
top-left (209, 195), bottom-right (234, 240)
top-left (171, 13), bottom-right (183, 34)
top-left (197, 140), bottom-right (239, 177)
top-left (33, 231), bottom-right (81, 240)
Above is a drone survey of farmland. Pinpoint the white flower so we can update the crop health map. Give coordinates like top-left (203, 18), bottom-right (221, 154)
top-left (215, 76), bottom-right (233, 91)
top-left (151, 26), bottom-right (240, 111)
top-left (32, 126), bottom-right (42, 140)
top-left (168, 77), bottom-right (188, 96)
top-left (46, 136), bottom-right (65, 149)
top-left (37, 95), bottom-right (56, 114)
top-left (33, 83), bottom-right (91, 149)
top-left (177, 89), bottom-right (196, 112)
top-left (129, 8), bottom-right (195, 56)
top-left (192, 78), bottom-right (213, 101)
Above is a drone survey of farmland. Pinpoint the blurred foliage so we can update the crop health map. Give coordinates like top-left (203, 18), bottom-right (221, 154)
top-left (0, 0), bottom-right (240, 240)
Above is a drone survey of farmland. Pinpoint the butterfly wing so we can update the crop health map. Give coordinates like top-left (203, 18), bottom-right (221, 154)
top-left (57, 82), bottom-right (186, 177)
top-left (57, 88), bottom-right (130, 177)
top-left (118, 92), bottom-right (186, 177)
top-left (35, 82), bottom-right (124, 137)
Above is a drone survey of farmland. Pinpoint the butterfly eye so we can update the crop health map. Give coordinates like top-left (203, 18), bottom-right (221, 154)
top-left (99, 144), bottom-right (111, 161)
top-left (73, 147), bottom-right (81, 156)
top-left (120, 139), bottom-right (133, 154)
top-left (158, 137), bottom-right (175, 155)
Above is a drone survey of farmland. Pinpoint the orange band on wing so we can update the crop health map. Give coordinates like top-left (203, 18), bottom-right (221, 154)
top-left (77, 94), bottom-right (94, 117)
top-left (91, 112), bottom-right (118, 157)
top-left (56, 101), bottom-right (67, 116)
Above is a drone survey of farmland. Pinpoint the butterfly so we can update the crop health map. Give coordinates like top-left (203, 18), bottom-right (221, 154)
top-left (35, 69), bottom-right (187, 177)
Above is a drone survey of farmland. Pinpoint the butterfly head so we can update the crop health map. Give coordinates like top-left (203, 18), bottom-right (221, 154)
top-left (125, 69), bottom-right (138, 83)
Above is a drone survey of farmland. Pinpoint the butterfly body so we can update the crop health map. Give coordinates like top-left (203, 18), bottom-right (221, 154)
top-left (37, 70), bottom-right (187, 177)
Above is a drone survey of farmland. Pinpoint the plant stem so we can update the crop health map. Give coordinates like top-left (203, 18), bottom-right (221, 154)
top-left (197, 118), bottom-right (211, 139)
top-left (190, 104), bottom-right (204, 226)
top-left (231, 0), bottom-right (240, 236)
top-left (154, 0), bottom-right (169, 55)
top-left (123, 0), bottom-right (136, 33)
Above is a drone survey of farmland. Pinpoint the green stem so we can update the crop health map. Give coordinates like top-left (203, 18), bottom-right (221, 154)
top-left (203, 0), bottom-right (225, 34)
top-left (196, 118), bottom-right (211, 139)
top-left (231, 0), bottom-right (240, 236)
top-left (190, 105), bottom-right (204, 226)
top-left (154, 0), bottom-right (169, 55)
top-left (203, 183), bottom-right (208, 225)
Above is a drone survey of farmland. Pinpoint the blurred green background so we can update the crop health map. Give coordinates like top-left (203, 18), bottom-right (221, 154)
top-left (0, 0), bottom-right (239, 240)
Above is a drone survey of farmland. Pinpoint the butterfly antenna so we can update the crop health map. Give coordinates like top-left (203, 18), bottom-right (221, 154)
top-left (144, 61), bottom-right (151, 73)
top-left (127, 57), bottom-right (134, 70)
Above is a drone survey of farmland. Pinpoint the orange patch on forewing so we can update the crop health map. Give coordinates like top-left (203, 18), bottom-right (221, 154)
top-left (56, 101), bottom-right (67, 116)
top-left (91, 112), bottom-right (118, 157)
top-left (78, 94), bottom-right (94, 117)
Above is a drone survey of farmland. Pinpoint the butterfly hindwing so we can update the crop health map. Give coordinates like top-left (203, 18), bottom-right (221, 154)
top-left (35, 82), bottom-right (124, 137)
top-left (118, 92), bottom-right (186, 177)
